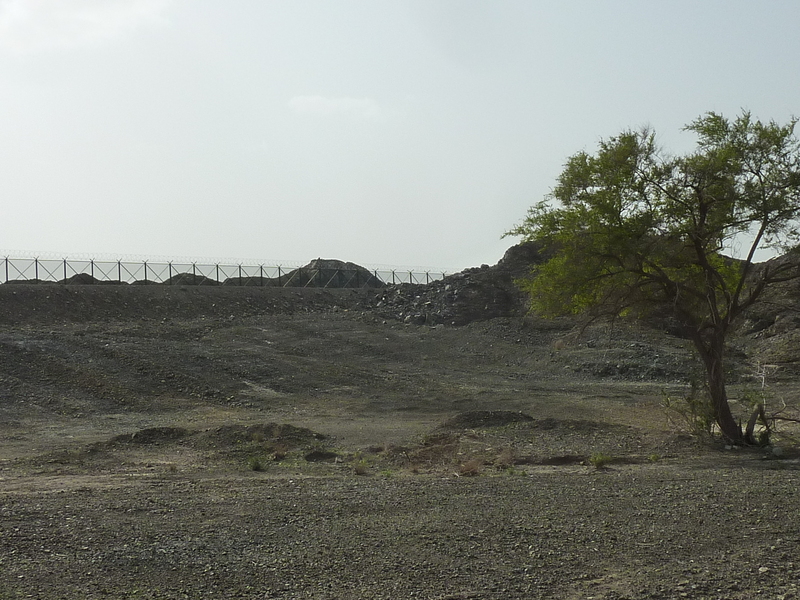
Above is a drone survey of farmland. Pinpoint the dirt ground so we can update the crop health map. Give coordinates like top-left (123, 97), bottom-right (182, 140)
top-left (1, 282), bottom-right (800, 599)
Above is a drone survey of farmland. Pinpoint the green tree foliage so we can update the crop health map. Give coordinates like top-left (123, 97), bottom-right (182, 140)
top-left (508, 112), bottom-right (800, 443)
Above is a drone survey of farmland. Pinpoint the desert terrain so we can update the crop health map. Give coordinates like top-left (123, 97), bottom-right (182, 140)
top-left (1, 248), bottom-right (800, 599)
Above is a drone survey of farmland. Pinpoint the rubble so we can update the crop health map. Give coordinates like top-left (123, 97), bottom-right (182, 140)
top-left (365, 242), bottom-right (547, 326)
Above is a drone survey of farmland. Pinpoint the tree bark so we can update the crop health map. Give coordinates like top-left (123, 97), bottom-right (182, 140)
top-left (744, 403), bottom-right (766, 445)
top-left (696, 334), bottom-right (743, 443)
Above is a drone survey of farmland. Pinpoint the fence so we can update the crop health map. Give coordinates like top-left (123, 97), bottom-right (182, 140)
top-left (0, 256), bottom-right (448, 289)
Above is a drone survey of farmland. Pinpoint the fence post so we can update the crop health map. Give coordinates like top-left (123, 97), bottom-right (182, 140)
top-left (63, 259), bottom-right (67, 281)
top-left (4, 257), bottom-right (8, 283)
top-left (259, 265), bottom-right (264, 287)
top-left (168, 262), bottom-right (173, 284)
top-left (277, 266), bottom-right (282, 287)
top-left (238, 264), bottom-right (242, 286)
top-left (143, 261), bottom-right (148, 283)
top-left (91, 260), bottom-right (95, 280)
top-left (215, 264), bottom-right (220, 283)
top-left (117, 261), bottom-right (122, 282)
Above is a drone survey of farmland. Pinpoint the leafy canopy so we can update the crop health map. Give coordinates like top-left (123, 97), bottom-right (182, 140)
top-left (508, 112), bottom-right (800, 339)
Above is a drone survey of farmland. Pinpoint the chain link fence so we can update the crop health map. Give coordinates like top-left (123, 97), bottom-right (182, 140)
top-left (0, 256), bottom-right (447, 289)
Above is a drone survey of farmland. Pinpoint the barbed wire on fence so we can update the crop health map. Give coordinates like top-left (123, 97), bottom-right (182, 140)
top-left (0, 250), bottom-right (307, 269)
top-left (0, 255), bottom-right (449, 289)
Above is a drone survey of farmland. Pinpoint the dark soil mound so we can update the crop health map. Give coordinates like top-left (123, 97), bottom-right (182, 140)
top-left (437, 410), bottom-right (534, 430)
top-left (61, 273), bottom-right (101, 285)
top-left (222, 276), bottom-right (279, 287)
top-left (108, 426), bottom-right (192, 445)
top-left (194, 423), bottom-right (327, 450)
top-left (531, 418), bottom-right (606, 432)
top-left (164, 273), bottom-right (219, 286)
top-left (304, 449), bottom-right (340, 462)
top-left (280, 259), bottom-right (384, 289)
top-left (91, 423), bottom-right (328, 458)
top-left (3, 278), bottom-right (55, 285)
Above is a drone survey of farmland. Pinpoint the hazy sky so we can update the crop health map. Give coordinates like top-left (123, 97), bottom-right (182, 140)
top-left (1, 1), bottom-right (799, 270)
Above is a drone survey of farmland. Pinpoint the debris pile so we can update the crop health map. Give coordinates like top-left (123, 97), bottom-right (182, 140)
top-left (366, 242), bottom-right (547, 326)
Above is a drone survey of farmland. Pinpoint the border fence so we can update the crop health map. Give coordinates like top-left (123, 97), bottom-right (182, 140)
top-left (0, 256), bottom-right (448, 289)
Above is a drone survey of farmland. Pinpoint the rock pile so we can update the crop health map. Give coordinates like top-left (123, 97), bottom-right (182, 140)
top-left (365, 242), bottom-right (547, 326)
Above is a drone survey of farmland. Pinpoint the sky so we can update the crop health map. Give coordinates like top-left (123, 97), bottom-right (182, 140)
top-left (1, 1), bottom-right (799, 271)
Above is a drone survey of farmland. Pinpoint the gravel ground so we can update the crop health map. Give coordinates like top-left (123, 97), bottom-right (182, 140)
top-left (2, 282), bottom-right (800, 599)
top-left (2, 463), bottom-right (799, 600)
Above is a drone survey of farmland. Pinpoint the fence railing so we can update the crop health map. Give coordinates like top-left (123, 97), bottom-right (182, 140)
top-left (0, 257), bottom-right (447, 289)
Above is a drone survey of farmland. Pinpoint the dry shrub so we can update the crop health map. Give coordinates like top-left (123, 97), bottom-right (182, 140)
top-left (408, 433), bottom-right (460, 466)
top-left (494, 448), bottom-right (516, 469)
top-left (271, 444), bottom-right (288, 461)
top-left (247, 456), bottom-right (265, 472)
top-left (661, 380), bottom-right (715, 438)
top-left (458, 458), bottom-right (483, 477)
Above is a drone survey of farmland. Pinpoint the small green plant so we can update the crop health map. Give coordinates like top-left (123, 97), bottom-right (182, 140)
top-left (247, 456), bottom-right (265, 472)
top-left (588, 452), bottom-right (613, 469)
top-left (353, 459), bottom-right (370, 476)
top-left (502, 466), bottom-right (526, 476)
top-left (647, 453), bottom-right (661, 463)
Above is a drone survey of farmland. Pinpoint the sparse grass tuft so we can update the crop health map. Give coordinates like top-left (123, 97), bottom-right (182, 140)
top-left (247, 456), bottom-right (265, 472)
top-left (353, 459), bottom-right (370, 476)
top-left (502, 466), bottom-right (526, 476)
top-left (588, 452), bottom-right (613, 469)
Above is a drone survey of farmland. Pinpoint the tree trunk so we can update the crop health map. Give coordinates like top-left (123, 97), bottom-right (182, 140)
top-left (697, 335), bottom-right (743, 443)
top-left (744, 403), bottom-right (766, 445)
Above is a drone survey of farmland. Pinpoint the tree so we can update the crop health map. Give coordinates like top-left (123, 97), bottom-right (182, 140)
top-left (507, 112), bottom-right (800, 443)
